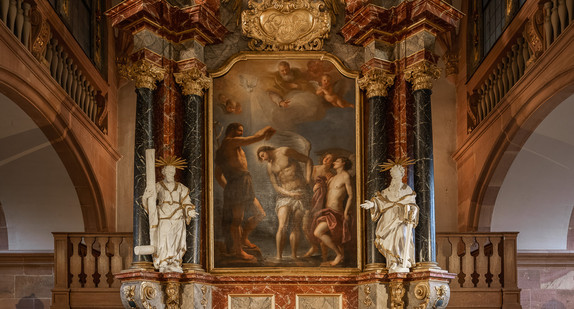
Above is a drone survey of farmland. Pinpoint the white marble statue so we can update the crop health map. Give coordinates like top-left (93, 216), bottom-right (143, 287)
top-left (361, 158), bottom-right (419, 273)
top-left (141, 153), bottom-right (198, 273)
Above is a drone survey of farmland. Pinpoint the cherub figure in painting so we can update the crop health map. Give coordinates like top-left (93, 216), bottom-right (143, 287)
top-left (257, 145), bottom-right (313, 260)
top-left (314, 74), bottom-right (354, 108)
top-left (311, 156), bottom-right (354, 266)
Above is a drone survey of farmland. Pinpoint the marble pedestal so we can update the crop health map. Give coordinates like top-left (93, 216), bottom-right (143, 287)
top-left (117, 270), bottom-right (212, 309)
top-left (358, 264), bottom-right (456, 309)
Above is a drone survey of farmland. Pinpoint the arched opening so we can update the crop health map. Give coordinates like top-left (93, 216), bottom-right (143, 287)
top-left (0, 69), bottom-right (108, 237)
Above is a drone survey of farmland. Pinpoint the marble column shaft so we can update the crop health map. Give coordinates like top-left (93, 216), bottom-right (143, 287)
top-left (181, 94), bottom-right (204, 266)
top-left (133, 87), bottom-right (154, 263)
top-left (411, 89), bottom-right (436, 263)
top-left (366, 95), bottom-right (390, 266)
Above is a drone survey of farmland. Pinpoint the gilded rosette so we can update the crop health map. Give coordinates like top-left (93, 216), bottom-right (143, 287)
top-left (404, 61), bottom-right (441, 91)
top-left (358, 68), bottom-right (395, 98)
top-left (118, 59), bottom-right (166, 90)
top-left (174, 68), bottom-right (212, 96)
top-left (241, 0), bottom-right (331, 51)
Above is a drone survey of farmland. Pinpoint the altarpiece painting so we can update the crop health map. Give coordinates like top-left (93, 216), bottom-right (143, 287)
top-left (208, 54), bottom-right (361, 272)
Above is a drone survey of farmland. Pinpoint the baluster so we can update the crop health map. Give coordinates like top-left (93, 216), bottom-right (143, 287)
top-left (60, 53), bottom-right (69, 88)
top-left (50, 41), bottom-right (59, 77)
top-left (462, 236), bottom-right (475, 288)
top-left (502, 58), bottom-right (511, 94)
top-left (75, 74), bottom-right (84, 104)
top-left (21, 2), bottom-right (30, 48)
top-left (1, 0), bottom-right (8, 23)
top-left (486, 78), bottom-right (494, 114)
top-left (56, 49), bottom-right (65, 85)
top-left (510, 49), bottom-right (519, 85)
top-left (86, 85), bottom-right (94, 118)
top-left (545, 1), bottom-right (554, 47)
top-left (492, 72), bottom-right (500, 104)
top-left (448, 237), bottom-right (461, 287)
top-left (490, 236), bottom-right (502, 288)
top-left (7, 0), bottom-right (16, 31)
top-left (71, 66), bottom-right (79, 101)
top-left (512, 44), bottom-right (524, 81)
top-left (121, 237), bottom-right (134, 271)
top-left (96, 237), bottom-right (110, 288)
top-left (488, 75), bottom-right (497, 109)
top-left (80, 79), bottom-right (88, 110)
top-left (506, 53), bottom-right (515, 88)
top-left (552, 0), bottom-right (560, 38)
top-left (521, 37), bottom-right (531, 68)
top-left (475, 236), bottom-right (489, 288)
top-left (559, 0), bottom-right (567, 31)
top-left (44, 38), bottom-right (53, 67)
top-left (110, 237), bottom-right (123, 288)
top-left (567, 0), bottom-right (573, 22)
top-left (478, 88), bottom-right (485, 121)
top-left (498, 63), bottom-right (507, 96)
top-left (14, 0), bottom-right (22, 39)
top-left (436, 236), bottom-right (450, 270)
top-left (84, 236), bottom-right (96, 288)
top-left (69, 237), bottom-right (82, 288)
top-left (65, 59), bottom-right (74, 94)
top-left (517, 38), bottom-right (527, 75)
top-left (496, 68), bottom-right (504, 101)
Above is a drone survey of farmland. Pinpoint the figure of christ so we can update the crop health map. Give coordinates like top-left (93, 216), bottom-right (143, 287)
top-left (303, 152), bottom-right (335, 259)
top-left (257, 146), bottom-right (313, 260)
top-left (215, 123), bottom-right (276, 260)
top-left (312, 157), bottom-right (354, 266)
top-left (315, 74), bottom-right (354, 108)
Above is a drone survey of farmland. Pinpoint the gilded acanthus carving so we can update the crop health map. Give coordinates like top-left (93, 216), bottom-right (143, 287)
top-left (122, 285), bottom-right (136, 303)
top-left (433, 285), bottom-right (450, 308)
top-left (363, 285), bottom-right (373, 307)
top-left (118, 60), bottom-right (166, 90)
top-left (413, 282), bottom-right (431, 309)
top-left (241, 0), bottom-right (331, 51)
top-left (358, 68), bottom-right (395, 98)
top-left (389, 281), bottom-right (405, 309)
top-left (174, 68), bottom-right (212, 96)
top-left (404, 61), bottom-right (441, 91)
top-left (165, 282), bottom-right (181, 309)
top-left (524, 15), bottom-right (544, 65)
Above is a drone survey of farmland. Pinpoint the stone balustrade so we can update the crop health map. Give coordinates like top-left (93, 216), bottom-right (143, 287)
top-left (468, 0), bottom-right (573, 133)
top-left (0, 0), bottom-right (107, 134)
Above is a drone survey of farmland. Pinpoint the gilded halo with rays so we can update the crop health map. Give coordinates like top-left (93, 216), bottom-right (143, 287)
top-left (155, 155), bottom-right (187, 170)
top-left (379, 156), bottom-right (416, 172)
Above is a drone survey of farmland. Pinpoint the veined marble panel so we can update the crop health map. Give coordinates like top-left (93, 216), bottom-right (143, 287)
top-left (296, 294), bottom-right (342, 309)
top-left (228, 294), bottom-right (275, 309)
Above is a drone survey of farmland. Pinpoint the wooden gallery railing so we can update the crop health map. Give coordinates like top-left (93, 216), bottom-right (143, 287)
top-left (467, 0), bottom-right (573, 133)
top-left (437, 232), bottom-right (521, 308)
top-left (52, 233), bottom-right (132, 309)
top-left (0, 0), bottom-right (108, 133)
top-left (51, 232), bottom-right (519, 308)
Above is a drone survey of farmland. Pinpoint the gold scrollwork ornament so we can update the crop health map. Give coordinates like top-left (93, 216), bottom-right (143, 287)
top-left (404, 61), bottom-right (441, 91)
top-left (118, 60), bottom-right (166, 90)
top-left (358, 68), bottom-right (395, 98)
top-left (241, 0), bottom-right (331, 51)
top-left (165, 282), bottom-right (181, 309)
top-left (389, 281), bottom-right (405, 309)
top-left (363, 285), bottom-right (373, 307)
top-left (433, 284), bottom-right (450, 309)
top-left (174, 68), bottom-right (212, 96)
top-left (140, 282), bottom-right (157, 309)
top-left (413, 282), bottom-right (430, 309)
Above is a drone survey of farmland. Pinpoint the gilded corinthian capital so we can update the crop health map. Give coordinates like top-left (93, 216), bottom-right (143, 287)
top-left (173, 68), bottom-right (211, 96)
top-left (404, 61), bottom-right (441, 91)
top-left (118, 60), bottom-right (166, 90)
top-left (358, 68), bottom-right (395, 98)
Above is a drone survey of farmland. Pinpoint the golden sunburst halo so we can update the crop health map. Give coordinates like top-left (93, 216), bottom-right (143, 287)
top-left (379, 156), bottom-right (416, 172)
top-left (155, 155), bottom-right (187, 170)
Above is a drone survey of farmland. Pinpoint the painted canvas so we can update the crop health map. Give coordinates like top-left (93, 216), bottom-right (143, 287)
top-left (210, 56), bottom-right (359, 270)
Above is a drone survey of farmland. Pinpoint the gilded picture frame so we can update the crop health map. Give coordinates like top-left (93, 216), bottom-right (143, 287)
top-left (207, 52), bottom-right (363, 273)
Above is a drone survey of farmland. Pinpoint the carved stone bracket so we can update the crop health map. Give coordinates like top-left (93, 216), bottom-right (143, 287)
top-left (118, 59), bottom-right (167, 90)
top-left (358, 68), bottom-right (395, 98)
top-left (174, 68), bottom-right (212, 96)
top-left (404, 61), bottom-right (441, 91)
top-left (241, 0), bottom-right (331, 51)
